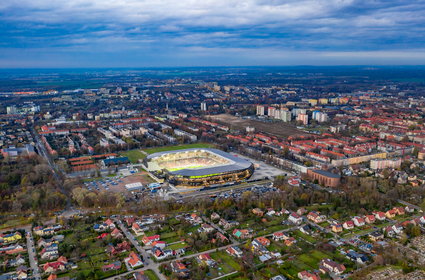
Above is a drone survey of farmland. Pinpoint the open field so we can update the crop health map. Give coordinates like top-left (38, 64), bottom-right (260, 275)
top-left (144, 269), bottom-right (160, 280)
top-left (120, 150), bottom-right (147, 163)
top-left (207, 114), bottom-right (308, 139)
top-left (109, 172), bottom-right (155, 192)
top-left (0, 216), bottom-right (32, 230)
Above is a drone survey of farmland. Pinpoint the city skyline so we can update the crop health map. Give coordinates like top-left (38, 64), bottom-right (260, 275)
top-left (1, 0), bottom-right (425, 67)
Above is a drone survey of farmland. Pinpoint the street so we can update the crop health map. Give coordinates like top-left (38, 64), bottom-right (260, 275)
top-left (114, 218), bottom-right (166, 280)
top-left (26, 230), bottom-right (41, 280)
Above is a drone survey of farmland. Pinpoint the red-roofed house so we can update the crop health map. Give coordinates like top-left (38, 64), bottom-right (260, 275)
top-left (273, 232), bottom-right (286, 241)
top-left (353, 217), bottom-right (365, 227)
top-left (332, 224), bottom-right (343, 233)
top-left (394, 207), bottom-right (405, 216)
top-left (319, 258), bottom-right (346, 275)
top-left (226, 246), bottom-right (243, 258)
top-left (97, 233), bottom-right (109, 239)
top-left (132, 223), bottom-right (144, 236)
top-left (43, 261), bottom-right (66, 274)
top-left (111, 228), bottom-right (123, 239)
top-left (125, 252), bottom-right (143, 269)
top-left (374, 211), bottom-right (386, 221)
top-left (307, 211), bottom-right (325, 223)
top-left (104, 219), bottom-right (116, 229)
top-left (141, 235), bottom-right (160, 246)
top-left (298, 271), bottom-right (321, 280)
top-left (151, 241), bottom-right (166, 249)
top-left (343, 221), bottom-right (354, 230)
top-left (365, 215), bottom-right (376, 224)
top-left (254, 237), bottom-right (270, 247)
top-left (386, 209), bottom-right (396, 219)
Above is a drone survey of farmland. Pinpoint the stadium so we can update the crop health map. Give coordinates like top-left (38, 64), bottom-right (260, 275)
top-left (144, 148), bottom-right (254, 187)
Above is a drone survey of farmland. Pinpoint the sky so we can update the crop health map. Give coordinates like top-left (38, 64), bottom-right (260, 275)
top-left (1, 0), bottom-right (425, 67)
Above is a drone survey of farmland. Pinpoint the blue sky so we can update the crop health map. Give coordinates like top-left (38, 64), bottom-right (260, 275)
top-left (1, 0), bottom-right (425, 67)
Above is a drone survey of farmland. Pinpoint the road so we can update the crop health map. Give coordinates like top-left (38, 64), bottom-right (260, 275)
top-left (398, 199), bottom-right (422, 211)
top-left (176, 179), bottom-right (273, 201)
top-left (114, 218), bottom-right (166, 280)
top-left (26, 230), bottom-right (41, 280)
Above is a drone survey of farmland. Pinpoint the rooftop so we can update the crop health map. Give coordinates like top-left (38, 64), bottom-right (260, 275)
top-left (146, 148), bottom-right (253, 177)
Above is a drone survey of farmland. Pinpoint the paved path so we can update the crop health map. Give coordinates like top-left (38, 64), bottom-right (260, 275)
top-left (398, 199), bottom-right (422, 211)
top-left (26, 230), bottom-right (41, 280)
top-left (212, 271), bottom-right (239, 280)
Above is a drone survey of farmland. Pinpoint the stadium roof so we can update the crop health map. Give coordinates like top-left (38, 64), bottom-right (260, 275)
top-left (146, 148), bottom-right (253, 177)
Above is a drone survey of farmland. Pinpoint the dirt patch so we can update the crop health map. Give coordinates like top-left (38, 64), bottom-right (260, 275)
top-left (207, 114), bottom-right (308, 139)
top-left (107, 172), bottom-right (155, 193)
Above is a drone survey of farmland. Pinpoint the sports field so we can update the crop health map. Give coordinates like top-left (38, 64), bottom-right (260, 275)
top-left (168, 165), bottom-right (204, 171)
top-left (120, 143), bottom-right (215, 163)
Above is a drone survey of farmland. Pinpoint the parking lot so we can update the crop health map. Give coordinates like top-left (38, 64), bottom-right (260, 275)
top-left (231, 153), bottom-right (292, 180)
top-left (210, 183), bottom-right (279, 200)
top-left (82, 171), bottom-right (155, 193)
top-left (83, 175), bottom-right (125, 192)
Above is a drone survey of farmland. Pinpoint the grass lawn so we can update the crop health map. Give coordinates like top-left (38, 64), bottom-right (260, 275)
top-left (342, 226), bottom-right (375, 239)
top-left (305, 204), bottom-right (333, 212)
top-left (268, 242), bottom-right (284, 252)
top-left (160, 231), bottom-right (181, 243)
top-left (293, 230), bottom-right (317, 244)
top-left (255, 224), bottom-right (288, 237)
top-left (296, 249), bottom-right (331, 270)
top-left (211, 251), bottom-right (241, 271)
top-left (120, 149), bottom-right (147, 163)
top-left (167, 242), bottom-right (188, 250)
top-left (185, 225), bottom-right (201, 234)
top-left (236, 216), bottom-right (288, 237)
top-left (297, 254), bottom-right (319, 268)
top-left (144, 269), bottom-right (160, 280)
top-left (143, 143), bottom-right (215, 154)
top-left (319, 221), bottom-right (330, 228)
top-left (278, 264), bottom-right (300, 280)
top-left (168, 218), bottom-right (181, 226)
top-left (199, 253), bottom-right (240, 278)
top-left (0, 216), bottom-right (31, 230)
top-left (292, 258), bottom-right (313, 271)
top-left (236, 218), bottom-right (257, 231)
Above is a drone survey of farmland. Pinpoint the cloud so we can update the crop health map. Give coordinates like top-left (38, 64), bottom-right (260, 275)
top-left (0, 0), bottom-right (425, 66)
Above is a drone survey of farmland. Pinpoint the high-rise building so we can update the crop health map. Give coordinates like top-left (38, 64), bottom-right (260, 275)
top-left (297, 113), bottom-right (308, 125)
top-left (201, 102), bottom-right (207, 111)
top-left (6, 106), bottom-right (17, 114)
top-left (370, 158), bottom-right (401, 170)
top-left (312, 111), bottom-right (329, 122)
top-left (292, 108), bottom-right (307, 117)
top-left (268, 107), bottom-right (276, 117)
top-left (256, 105), bottom-right (266, 116)
top-left (280, 110), bottom-right (292, 122)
